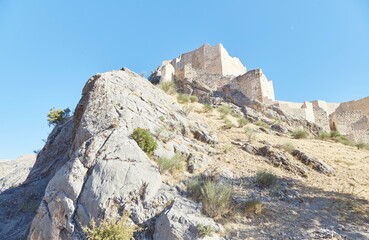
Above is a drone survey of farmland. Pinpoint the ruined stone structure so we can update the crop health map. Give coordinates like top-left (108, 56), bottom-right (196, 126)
top-left (330, 97), bottom-right (369, 143)
top-left (150, 43), bottom-right (369, 144)
top-left (276, 100), bottom-right (340, 131)
top-left (230, 69), bottom-right (275, 104)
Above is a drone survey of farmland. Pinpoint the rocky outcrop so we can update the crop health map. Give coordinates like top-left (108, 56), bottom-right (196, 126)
top-left (292, 150), bottom-right (334, 176)
top-left (0, 154), bottom-right (36, 193)
top-left (0, 68), bottom-right (219, 240)
top-left (154, 197), bottom-right (223, 240)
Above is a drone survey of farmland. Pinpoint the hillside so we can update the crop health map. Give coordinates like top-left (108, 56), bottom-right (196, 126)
top-left (0, 45), bottom-right (368, 240)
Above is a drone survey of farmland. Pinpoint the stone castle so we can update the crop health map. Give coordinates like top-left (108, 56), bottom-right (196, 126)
top-left (150, 44), bottom-right (369, 144)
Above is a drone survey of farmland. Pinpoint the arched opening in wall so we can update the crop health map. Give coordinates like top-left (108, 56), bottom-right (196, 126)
top-left (330, 118), bottom-right (337, 131)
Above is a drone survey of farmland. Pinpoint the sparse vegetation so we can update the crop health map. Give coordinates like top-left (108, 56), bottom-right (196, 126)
top-left (292, 128), bottom-right (308, 139)
top-left (200, 180), bottom-right (233, 218)
top-left (282, 143), bottom-right (295, 154)
top-left (156, 153), bottom-right (185, 174)
top-left (244, 200), bottom-right (264, 215)
top-left (255, 171), bottom-right (277, 188)
top-left (254, 120), bottom-right (270, 129)
top-left (355, 142), bottom-right (369, 150)
top-left (189, 95), bottom-right (198, 103)
top-left (238, 117), bottom-right (249, 128)
top-left (196, 224), bottom-right (213, 238)
top-left (131, 128), bottom-right (157, 156)
top-left (177, 94), bottom-right (191, 104)
top-left (223, 118), bottom-right (234, 129)
top-left (230, 111), bottom-right (242, 118)
top-left (159, 80), bottom-right (176, 94)
top-left (188, 178), bottom-right (232, 218)
top-left (47, 108), bottom-right (71, 126)
top-left (244, 126), bottom-right (256, 143)
top-left (217, 105), bottom-right (232, 115)
top-left (319, 131), bottom-right (330, 140)
top-left (183, 104), bottom-right (194, 116)
top-left (202, 104), bottom-right (213, 112)
top-left (83, 214), bottom-right (135, 240)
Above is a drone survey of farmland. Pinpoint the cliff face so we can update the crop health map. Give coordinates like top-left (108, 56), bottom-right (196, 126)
top-left (0, 68), bottom-right (220, 240)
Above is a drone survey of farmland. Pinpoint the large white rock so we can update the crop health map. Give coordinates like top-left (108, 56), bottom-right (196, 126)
top-left (27, 68), bottom-right (206, 239)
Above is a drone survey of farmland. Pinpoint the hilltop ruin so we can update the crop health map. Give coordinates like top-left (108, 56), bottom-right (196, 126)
top-left (150, 43), bottom-right (369, 144)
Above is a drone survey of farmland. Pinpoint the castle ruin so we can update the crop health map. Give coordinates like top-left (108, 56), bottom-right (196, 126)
top-left (150, 44), bottom-right (369, 144)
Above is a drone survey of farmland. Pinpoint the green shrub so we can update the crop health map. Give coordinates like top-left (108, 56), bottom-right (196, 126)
top-left (355, 142), bottom-right (369, 150)
top-left (319, 131), bottom-right (330, 140)
top-left (183, 104), bottom-right (194, 116)
top-left (196, 224), bottom-right (213, 238)
top-left (200, 180), bottom-right (232, 218)
top-left (330, 131), bottom-right (341, 138)
top-left (230, 112), bottom-right (242, 118)
top-left (223, 118), bottom-right (234, 129)
top-left (160, 80), bottom-right (176, 95)
top-left (177, 94), bottom-right (190, 104)
top-left (217, 105), bottom-right (232, 115)
top-left (282, 143), bottom-right (295, 154)
top-left (188, 178), bottom-right (232, 218)
top-left (202, 104), bottom-right (213, 112)
top-left (47, 108), bottom-right (71, 126)
top-left (255, 171), bottom-right (277, 188)
top-left (156, 153), bottom-right (185, 174)
top-left (189, 95), bottom-right (198, 103)
top-left (244, 200), bottom-right (264, 215)
top-left (238, 117), bottom-right (249, 128)
top-left (83, 214), bottom-right (135, 240)
top-left (187, 177), bottom-right (204, 200)
top-left (292, 128), bottom-right (308, 139)
top-left (244, 127), bottom-right (256, 143)
top-left (254, 120), bottom-right (270, 129)
top-left (335, 135), bottom-right (353, 146)
top-left (131, 128), bottom-right (157, 156)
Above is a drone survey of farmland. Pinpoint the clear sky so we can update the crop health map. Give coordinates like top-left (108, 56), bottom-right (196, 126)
top-left (0, 0), bottom-right (368, 159)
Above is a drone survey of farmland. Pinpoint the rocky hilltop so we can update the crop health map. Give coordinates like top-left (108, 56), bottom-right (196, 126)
top-left (0, 44), bottom-right (368, 240)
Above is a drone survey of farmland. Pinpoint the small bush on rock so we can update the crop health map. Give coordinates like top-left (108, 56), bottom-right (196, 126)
top-left (238, 117), bottom-right (249, 128)
top-left (254, 120), bottom-right (270, 129)
top-left (292, 128), bottom-right (308, 139)
top-left (202, 104), bottom-right (213, 112)
top-left (156, 153), bottom-right (185, 174)
top-left (47, 108), bottom-right (71, 126)
top-left (217, 105), bottom-right (232, 115)
top-left (196, 224), bottom-right (213, 238)
top-left (282, 143), bottom-right (295, 154)
top-left (83, 214), bottom-right (135, 240)
top-left (177, 94), bottom-right (190, 104)
top-left (244, 200), bottom-right (264, 215)
top-left (187, 178), bottom-right (233, 218)
top-left (160, 80), bottom-right (176, 95)
top-left (255, 171), bottom-right (277, 188)
top-left (356, 142), bottom-right (369, 150)
top-left (200, 180), bottom-right (232, 218)
top-left (131, 128), bottom-right (157, 156)
top-left (189, 95), bottom-right (198, 103)
top-left (319, 131), bottom-right (330, 140)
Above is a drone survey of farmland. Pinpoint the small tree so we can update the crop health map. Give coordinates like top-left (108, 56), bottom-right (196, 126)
top-left (47, 108), bottom-right (71, 126)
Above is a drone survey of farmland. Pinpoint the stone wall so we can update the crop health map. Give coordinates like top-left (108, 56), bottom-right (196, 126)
top-left (230, 69), bottom-right (275, 104)
top-left (330, 97), bottom-right (369, 142)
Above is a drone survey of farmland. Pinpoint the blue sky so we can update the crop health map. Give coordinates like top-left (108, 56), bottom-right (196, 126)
top-left (0, 0), bottom-right (368, 159)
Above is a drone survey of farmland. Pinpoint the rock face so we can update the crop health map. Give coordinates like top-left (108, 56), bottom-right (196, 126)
top-left (0, 154), bottom-right (36, 193)
top-left (0, 68), bottom-right (218, 240)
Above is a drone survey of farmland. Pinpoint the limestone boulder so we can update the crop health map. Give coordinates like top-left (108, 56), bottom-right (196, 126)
top-left (0, 154), bottom-right (36, 193)
top-left (25, 68), bottom-right (217, 239)
top-left (154, 197), bottom-right (224, 240)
